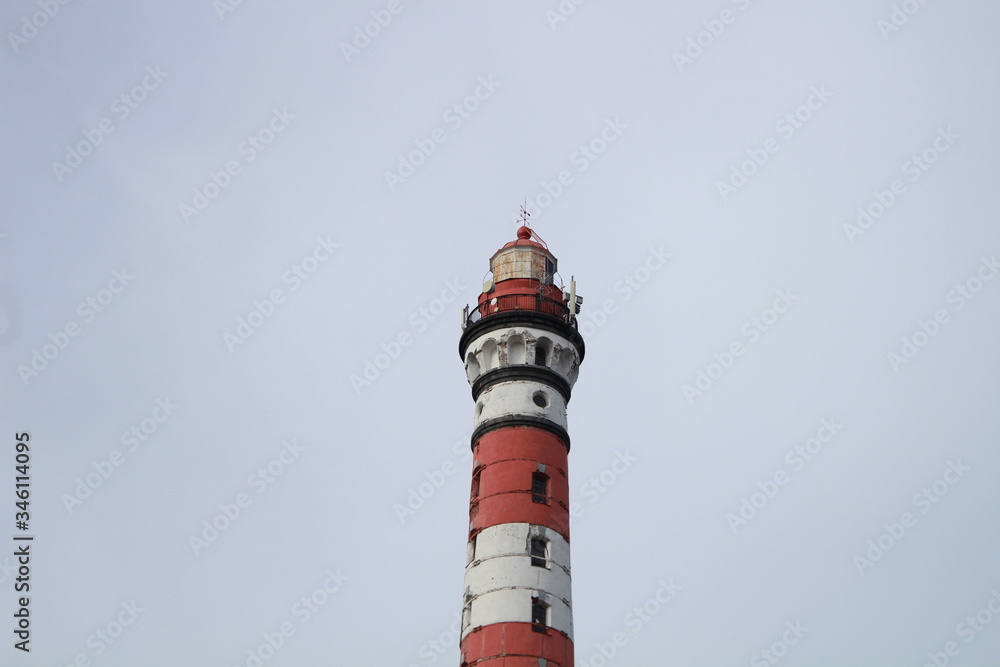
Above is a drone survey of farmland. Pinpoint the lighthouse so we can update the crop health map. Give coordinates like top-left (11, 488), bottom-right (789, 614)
top-left (458, 223), bottom-right (585, 667)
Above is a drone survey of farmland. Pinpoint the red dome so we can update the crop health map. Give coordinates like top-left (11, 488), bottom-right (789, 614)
top-left (499, 226), bottom-right (547, 251)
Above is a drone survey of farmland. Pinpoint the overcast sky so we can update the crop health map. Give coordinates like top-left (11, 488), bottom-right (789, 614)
top-left (2, 1), bottom-right (1000, 665)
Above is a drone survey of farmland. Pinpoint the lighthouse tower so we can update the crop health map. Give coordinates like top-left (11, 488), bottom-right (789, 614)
top-left (458, 224), bottom-right (585, 667)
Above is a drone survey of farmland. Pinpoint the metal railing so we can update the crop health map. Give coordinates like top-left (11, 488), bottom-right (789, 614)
top-left (465, 293), bottom-right (576, 329)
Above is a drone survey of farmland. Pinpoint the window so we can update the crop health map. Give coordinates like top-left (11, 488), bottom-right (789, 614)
top-left (535, 337), bottom-right (552, 367)
top-left (534, 346), bottom-right (547, 366)
top-left (532, 598), bottom-right (549, 632)
top-left (531, 473), bottom-right (548, 504)
top-left (532, 391), bottom-right (549, 408)
top-left (530, 537), bottom-right (547, 567)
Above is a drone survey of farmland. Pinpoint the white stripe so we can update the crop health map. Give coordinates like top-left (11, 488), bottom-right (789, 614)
top-left (470, 523), bottom-right (571, 571)
top-left (474, 380), bottom-right (567, 431)
top-left (462, 588), bottom-right (573, 640)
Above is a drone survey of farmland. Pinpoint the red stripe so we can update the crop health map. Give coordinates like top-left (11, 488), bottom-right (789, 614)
top-left (477, 459), bottom-right (569, 505)
top-left (474, 426), bottom-right (568, 468)
top-left (461, 622), bottom-right (574, 666)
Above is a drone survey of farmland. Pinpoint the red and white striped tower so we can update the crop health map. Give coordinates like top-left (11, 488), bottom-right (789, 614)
top-left (458, 224), bottom-right (585, 667)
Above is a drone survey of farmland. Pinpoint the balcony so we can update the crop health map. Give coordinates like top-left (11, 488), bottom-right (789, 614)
top-left (464, 293), bottom-right (576, 330)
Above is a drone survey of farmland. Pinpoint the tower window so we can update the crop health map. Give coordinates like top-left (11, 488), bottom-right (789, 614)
top-left (531, 473), bottom-right (549, 504)
top-left (532, 391), bottom-right (549, 408)
top-left (530, 537), bottom-right (547, 567)
top-left (531, 598), bottom-right (549, 632)
top-left (535, 337), bottom-right (552, 367)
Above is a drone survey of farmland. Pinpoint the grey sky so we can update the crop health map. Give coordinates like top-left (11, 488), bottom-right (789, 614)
top-left (3, 1), bottom-right (999, 665)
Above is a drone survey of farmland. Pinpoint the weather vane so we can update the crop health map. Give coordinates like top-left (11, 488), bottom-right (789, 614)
top-left (518, 200), bottom-right (531, 227)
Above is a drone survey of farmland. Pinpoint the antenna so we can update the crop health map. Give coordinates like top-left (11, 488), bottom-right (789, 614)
top-left (529, 227), bottom-right (549, 248)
